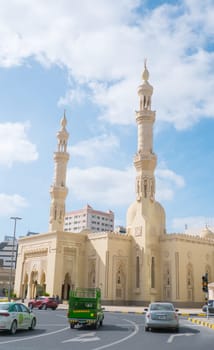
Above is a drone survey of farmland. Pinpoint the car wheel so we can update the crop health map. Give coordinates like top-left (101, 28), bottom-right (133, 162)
top-left (41, 304), bottom-right (47, 310)
top-left (52, 307), bottom-right (56, 310)
top-left (100, 319), bottom-right (103, 326)
top-left (145, 326), bottom-right (149, 332)
top-left (10, 320), bottom-right (17, 335)
top-left (29, 317), bottom-right (36, 330)
top-left (70, 323), bottom-right (75, 329)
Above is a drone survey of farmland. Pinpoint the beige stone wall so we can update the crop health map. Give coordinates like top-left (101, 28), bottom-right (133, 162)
top-left (160, 234), bottom-right (214, 306)
top-left (14, 227), bottom-right (214, 306)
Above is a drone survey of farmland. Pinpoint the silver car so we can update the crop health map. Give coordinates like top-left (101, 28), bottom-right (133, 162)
top-left (144, 302), bottom-right (179, 332)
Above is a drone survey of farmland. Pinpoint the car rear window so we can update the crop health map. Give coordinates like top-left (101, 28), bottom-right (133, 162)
top-left (150, 303), bottom-right (174, 311)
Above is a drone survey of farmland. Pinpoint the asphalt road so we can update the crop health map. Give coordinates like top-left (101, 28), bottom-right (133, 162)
top-left (0, 309), bottom-right (213, 350)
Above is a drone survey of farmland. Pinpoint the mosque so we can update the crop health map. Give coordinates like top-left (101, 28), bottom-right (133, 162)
top-left (14, 65), bottom-right (214, 307)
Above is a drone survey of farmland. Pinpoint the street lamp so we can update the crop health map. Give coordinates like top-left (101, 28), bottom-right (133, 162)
top-left (8, 216), bottom-right (22, 301)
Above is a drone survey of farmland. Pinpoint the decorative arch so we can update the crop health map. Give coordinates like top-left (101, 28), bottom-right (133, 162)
top-left (88, 260), bottom-right (96, 288)
top-left (163, 262), bottom-right (171, 300)
top-left (186, 263), bottom-right (194, 301)
top-left (115, 261), bottom-right (126, 300)
top-left (61, 272), bottom-right (71, 300)
top-left (151, 256), bottom-right (155, 288)
top-left (38, 271), bottom-right (46, 296)
top-left (136, 256), bottom-right (140, 289)
top-left (30, 270), bottom-right (39, 298)
top-left (21, 273), bottom-right (28, 300)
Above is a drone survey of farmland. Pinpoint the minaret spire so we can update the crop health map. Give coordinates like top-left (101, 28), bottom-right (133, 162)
top-left (49, 112), bottom-right (70, 231)
top-left (134, 63), bottom-right (157, 202)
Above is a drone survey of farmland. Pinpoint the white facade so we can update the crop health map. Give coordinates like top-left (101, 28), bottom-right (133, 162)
top-left (64, 205), bottom-right (114, 233)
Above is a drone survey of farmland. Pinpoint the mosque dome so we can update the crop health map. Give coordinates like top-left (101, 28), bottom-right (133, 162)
top-left (200, 226), bottom-right (214, 238)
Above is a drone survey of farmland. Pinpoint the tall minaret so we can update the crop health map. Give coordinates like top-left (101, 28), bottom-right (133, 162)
top-left (49, 112), bottom-right (70, 232)
top-left (134, 61), bottom-right (157, 202)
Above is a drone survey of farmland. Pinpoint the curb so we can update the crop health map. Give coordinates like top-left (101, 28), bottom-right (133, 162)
top-left (188, 317), bottom-right (214, 329)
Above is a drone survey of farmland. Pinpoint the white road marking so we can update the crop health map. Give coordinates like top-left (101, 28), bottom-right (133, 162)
top-left (62, 332), bottom-right (100, 343)
top-left (0, 326), bottom-right (69, 345)
top-left (91, 319), bottom-right (139, 350)
top-left (167, 333), bottom-right (194, 343)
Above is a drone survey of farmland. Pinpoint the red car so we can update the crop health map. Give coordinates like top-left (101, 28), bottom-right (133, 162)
top-left (28, 296), bottom-right (58, 310)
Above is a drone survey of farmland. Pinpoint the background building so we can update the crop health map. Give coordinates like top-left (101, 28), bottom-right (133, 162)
top-left (64, 204), bottom-right (114, 233)
top-left (0, 236), bottom-right (18, 269)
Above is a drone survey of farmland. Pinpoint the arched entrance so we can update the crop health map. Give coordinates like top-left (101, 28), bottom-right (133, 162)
top-left (61, 273), bottom-right (71, 300)
top-left (22, 273), bottom-right (28, 299)
top-left (30, 271), bottom-right (38, 298)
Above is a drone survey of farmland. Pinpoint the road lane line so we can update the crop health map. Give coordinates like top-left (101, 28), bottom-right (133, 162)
top-left (167, 333), bottom-right (194, 343)
top-left (90, 319), bottom-right (139, 350)
top-left (0, 326), bottom-right (69, 345)
top-left (62, 332), bottom-right (100, 343)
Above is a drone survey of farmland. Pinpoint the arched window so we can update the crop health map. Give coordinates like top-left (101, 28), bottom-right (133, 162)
top-left (186, 264), bottom-right (194, 301)
top-left (151, 257), bottom-right (155, 288)
top-left (136, 256), bottom-right (140, 288)
top-left (88, 261), bottom-right (96, 288)
top-left (163, 262), bottom-right (171, 300)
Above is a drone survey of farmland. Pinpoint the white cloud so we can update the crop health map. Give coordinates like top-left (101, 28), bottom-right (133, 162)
top-left (58, 86), bottom-right (88, 106)
top-left (0, 122), bottom-right (38, 167)
top-left (67, 163), bottom-right (185, 207)
top-left (68, 134), bottom-right (120, 163)
top-left (0, 193), bottom-right (28, 216)
top-left (156, 167), bottom-right (185, 201)
top-left (67, 166), bottom-right (135, 207)
top-left (0, 1), bottom-right (213, 129)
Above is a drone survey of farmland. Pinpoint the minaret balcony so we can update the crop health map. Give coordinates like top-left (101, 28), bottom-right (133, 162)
top-left (134, 152), bottom-right (157, 162)
top-left (135, 110), bottom-right (155, 123)
top-left (134, 154), bottom-right (157, 171)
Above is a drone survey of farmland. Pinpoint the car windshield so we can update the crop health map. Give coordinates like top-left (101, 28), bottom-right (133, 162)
top-left (0, 303), bottom-right (9, 310)
top-left (150, 303), bottom-right (174, 311)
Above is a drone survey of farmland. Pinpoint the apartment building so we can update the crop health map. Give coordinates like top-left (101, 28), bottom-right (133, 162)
top-left (64, 204), bottom-right (114, 233)
top-left (0, 235), bottom-right (18, 269)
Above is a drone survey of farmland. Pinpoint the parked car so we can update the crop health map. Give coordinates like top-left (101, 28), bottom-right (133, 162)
top-left (202, 300), bottom-right (214, 313)
top-left (28, 296), bottom-right (58, 310)
top-left (144, 302), bottom-right (179, 332)
top-left (0, 302), bottom-right (36, 334)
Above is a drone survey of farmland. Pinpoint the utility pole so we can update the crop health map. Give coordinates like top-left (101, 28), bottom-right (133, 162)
top-left (8, 216), bottom-right (22, 301)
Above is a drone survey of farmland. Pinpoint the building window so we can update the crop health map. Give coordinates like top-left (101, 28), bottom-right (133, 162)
top-left (151, 256), bottom-right (155, 288)
top-left (136, 256), bottom-right (140, 288)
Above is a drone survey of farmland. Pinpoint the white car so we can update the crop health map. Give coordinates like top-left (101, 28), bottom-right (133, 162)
top-left (0, 302), bottom-right (36, 334)
top-left (144, 302), bottom-right (179, 332)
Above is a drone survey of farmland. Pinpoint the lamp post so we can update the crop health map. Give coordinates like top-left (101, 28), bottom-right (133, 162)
top-left (8, 216), bottom-right (22, 301)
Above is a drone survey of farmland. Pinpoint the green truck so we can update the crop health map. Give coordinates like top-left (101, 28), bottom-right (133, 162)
top-left (67, 287), bottom-right (104, 329)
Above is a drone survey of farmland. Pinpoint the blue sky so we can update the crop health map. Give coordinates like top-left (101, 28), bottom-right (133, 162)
top-left (0, 0), bottom-right (214, 240)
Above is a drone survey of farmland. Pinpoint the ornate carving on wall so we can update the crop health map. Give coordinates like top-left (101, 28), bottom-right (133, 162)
top-left (64, 247), bottom-right (76, 256)
top-left (24, 248), bottom-right (48, 258)
top-left (135, 226), bottom-right (142, 236)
